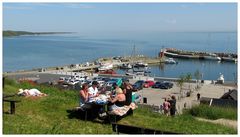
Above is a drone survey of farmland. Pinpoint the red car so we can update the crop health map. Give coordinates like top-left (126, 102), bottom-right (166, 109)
top-left (143, 80), bottom-right (155, 88)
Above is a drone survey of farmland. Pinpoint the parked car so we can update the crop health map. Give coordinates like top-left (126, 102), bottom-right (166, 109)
top-left (122, 77), bottom-right (130, 83)
top-left (132, 80), bottom-right (145, 91)
top-left (92, 77), bottom-right (103, 81)
top-left (104, 80), bottom-right (116, 87)
top-left (68, 79), bottom-right (80, 86)
top-left (159, 81), bottom-right (173, 89)
top-left (143, 80), bottom-right (155, 88)
top-left (152, 81), bottom-right (162, 88)
top-left (101, 77), bottom-right (111, 82)
top-left (152, 81), bottom-right (173, 89)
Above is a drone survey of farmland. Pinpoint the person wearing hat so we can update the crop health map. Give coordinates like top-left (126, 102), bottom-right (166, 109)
top-left (88, 81), bottom-right (100, 98)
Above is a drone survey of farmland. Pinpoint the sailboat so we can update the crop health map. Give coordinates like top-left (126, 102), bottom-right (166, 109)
top-left (125, 45), bottom-right (150, 76)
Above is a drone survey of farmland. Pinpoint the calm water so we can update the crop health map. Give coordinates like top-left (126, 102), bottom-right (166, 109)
top-left (3, 32), bottom-right (237, 81)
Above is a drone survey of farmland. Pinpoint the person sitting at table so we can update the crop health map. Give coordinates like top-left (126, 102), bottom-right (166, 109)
top-left (88, 81), bottom-right (100, 98)
top-left (108, 86), bottom-right (126, 111)
top-left (79, 83), bottom-right (89, 107)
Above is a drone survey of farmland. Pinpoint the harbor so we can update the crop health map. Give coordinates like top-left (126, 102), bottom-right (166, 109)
top-left (4, 47), bottom-right (237, 82)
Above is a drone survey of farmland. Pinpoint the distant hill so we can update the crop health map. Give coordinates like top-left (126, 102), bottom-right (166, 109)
top-left (3, 30), bottom-right (73, 37)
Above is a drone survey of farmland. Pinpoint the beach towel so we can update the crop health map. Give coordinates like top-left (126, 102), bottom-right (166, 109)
top-left (109, 103), bottom-right (137, 116)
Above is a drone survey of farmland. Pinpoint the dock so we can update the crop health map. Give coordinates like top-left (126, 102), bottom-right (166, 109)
top-left (161, 48), bottom-right (237, 62)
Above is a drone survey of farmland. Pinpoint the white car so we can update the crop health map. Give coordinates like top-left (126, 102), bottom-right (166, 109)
top-left (68, 79), bottom-right (80, 86)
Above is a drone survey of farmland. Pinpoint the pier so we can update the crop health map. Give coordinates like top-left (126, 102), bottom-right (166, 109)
top-left (161, 48), bottom-right (237, 62)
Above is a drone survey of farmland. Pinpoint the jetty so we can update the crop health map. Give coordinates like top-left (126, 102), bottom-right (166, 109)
top-left (160, 48), bottom-right (237, 62)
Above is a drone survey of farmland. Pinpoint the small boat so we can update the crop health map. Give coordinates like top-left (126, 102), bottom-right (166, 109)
top-left (125, 67), bottom-right (150, 76)
top-left (98, 63), bottom-right (113, 71)
top-left (120, 63), bottom-right (132, 69)
top-left (133, 62), bottom-right (148, 68)
top-left (99, 69), bottom-right (116, 75)
top-left (165, 58), bottom-right (177, 64)
top-left (204, 53), bottom-right (221, 61)
top-left (221, 56), bottom-right (237, 62)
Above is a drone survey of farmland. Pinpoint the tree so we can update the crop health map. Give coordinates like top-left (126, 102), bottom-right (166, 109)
top-left (185, 73), bottom-right (192, 90)
top-left (194, 70), bottom-right (201, 89)
top-left (177, 75), bottom-right (185, 98)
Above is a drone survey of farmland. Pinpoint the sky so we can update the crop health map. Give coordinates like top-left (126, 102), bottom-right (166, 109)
top-left (3, 3), bottom-right (237, 34)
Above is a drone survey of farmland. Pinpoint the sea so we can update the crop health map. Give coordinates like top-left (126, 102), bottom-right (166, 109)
top-left (3, 32), bottom-right (237, 81)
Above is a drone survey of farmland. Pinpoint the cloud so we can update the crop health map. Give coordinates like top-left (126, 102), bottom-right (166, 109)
top-left (3, 6), bottom-right (33, 10)
top-left (62, 3), bottom-right (95, 9)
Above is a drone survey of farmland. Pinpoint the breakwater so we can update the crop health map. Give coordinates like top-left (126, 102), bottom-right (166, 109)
top-left (161, 48), bottom-right (237, 62)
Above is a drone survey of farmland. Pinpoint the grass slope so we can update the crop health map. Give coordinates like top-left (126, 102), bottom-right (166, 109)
top-left (3, 79), bottom-right (112, 134)
top-left (119, 107), bottom-right (237, 134)
top-left (184, 104), bottom-right (237, 120)
top-left (3, 78), bottom-right (237, 134)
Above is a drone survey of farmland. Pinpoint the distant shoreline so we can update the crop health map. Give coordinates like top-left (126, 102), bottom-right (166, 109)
top-left (3, 30), bottom-right (74, 37)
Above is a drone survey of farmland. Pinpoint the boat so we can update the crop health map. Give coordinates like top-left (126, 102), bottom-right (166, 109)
top-left (165, 58), bottom-right (177, 64)
top-left (125, 67), bottom-right (150, 76)
top-left (221, 56), bottom-right (237, 62)
top-left (98, 63), bottom-right (113, 71)
top-left (163, 49), bottom-right (200, 59)
top-left (203, 53), bottom-right (221, 61)
top-left (133, 62), bottom-right (148, 68)
top-left (120, 63), bottom-right (132, 69)
top-left (98, 69), bottom-right (116, 75)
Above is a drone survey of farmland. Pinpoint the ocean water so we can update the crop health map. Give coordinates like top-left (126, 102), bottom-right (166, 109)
top-left (3, 32), bottom-right (237, 81)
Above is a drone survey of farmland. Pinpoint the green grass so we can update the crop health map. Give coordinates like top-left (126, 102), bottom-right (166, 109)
top-left (184, 104), bottom-right (237, 120)
top-left (3, 78), bottom-right (237, 134)
top-left (119, 107), bottom-right (237, 134)
top-left (3, 79), bottom-right (112, 134)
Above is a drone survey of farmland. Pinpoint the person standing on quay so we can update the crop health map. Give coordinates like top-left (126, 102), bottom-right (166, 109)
top-left (197, 93), bottom-right (201, 100)
top-left (163, 98), bottom-right (171, 116)
top-left (169, 95), bottom-right (176, 116)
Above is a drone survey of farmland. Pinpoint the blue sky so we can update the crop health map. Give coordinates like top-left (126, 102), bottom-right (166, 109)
top-left (3, 3), bottom-right (237, 34)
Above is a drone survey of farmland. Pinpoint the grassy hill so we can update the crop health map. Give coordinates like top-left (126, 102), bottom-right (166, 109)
top-left (3, 78), bottom-right (237, 134)
top-left (3, 30), bottom-right (72, 37)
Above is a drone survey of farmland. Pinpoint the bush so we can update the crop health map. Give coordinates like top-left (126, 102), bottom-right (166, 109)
top-left (184, 104), bottom-right (237, 120)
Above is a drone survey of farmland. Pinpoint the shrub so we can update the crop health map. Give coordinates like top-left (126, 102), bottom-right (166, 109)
top-left (185, 104), bottom-right (237, 120)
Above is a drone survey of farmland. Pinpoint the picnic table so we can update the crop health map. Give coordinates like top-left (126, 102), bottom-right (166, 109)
top-left (3, 93), bottom-right (21, 114)
top-left (78, 93), bottom-right (134, 122)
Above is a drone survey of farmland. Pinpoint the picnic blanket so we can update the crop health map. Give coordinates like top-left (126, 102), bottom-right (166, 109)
top-left (109, 103), bottom-right (137, 116)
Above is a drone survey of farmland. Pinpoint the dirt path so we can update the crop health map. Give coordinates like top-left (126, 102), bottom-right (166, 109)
top-left (195, 117), bottom-right (238, 130)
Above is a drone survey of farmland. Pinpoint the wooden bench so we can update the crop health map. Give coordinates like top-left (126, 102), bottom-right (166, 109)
top-left (3, 99), bottom-right (21, 114)
top-left (108, 108), bottom-right (133, 123)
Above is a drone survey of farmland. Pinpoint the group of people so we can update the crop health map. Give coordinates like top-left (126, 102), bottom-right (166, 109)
top-left (79, 80), bottom-right (133, 111)
top-left (162, 95), bottom-right (176, 116)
